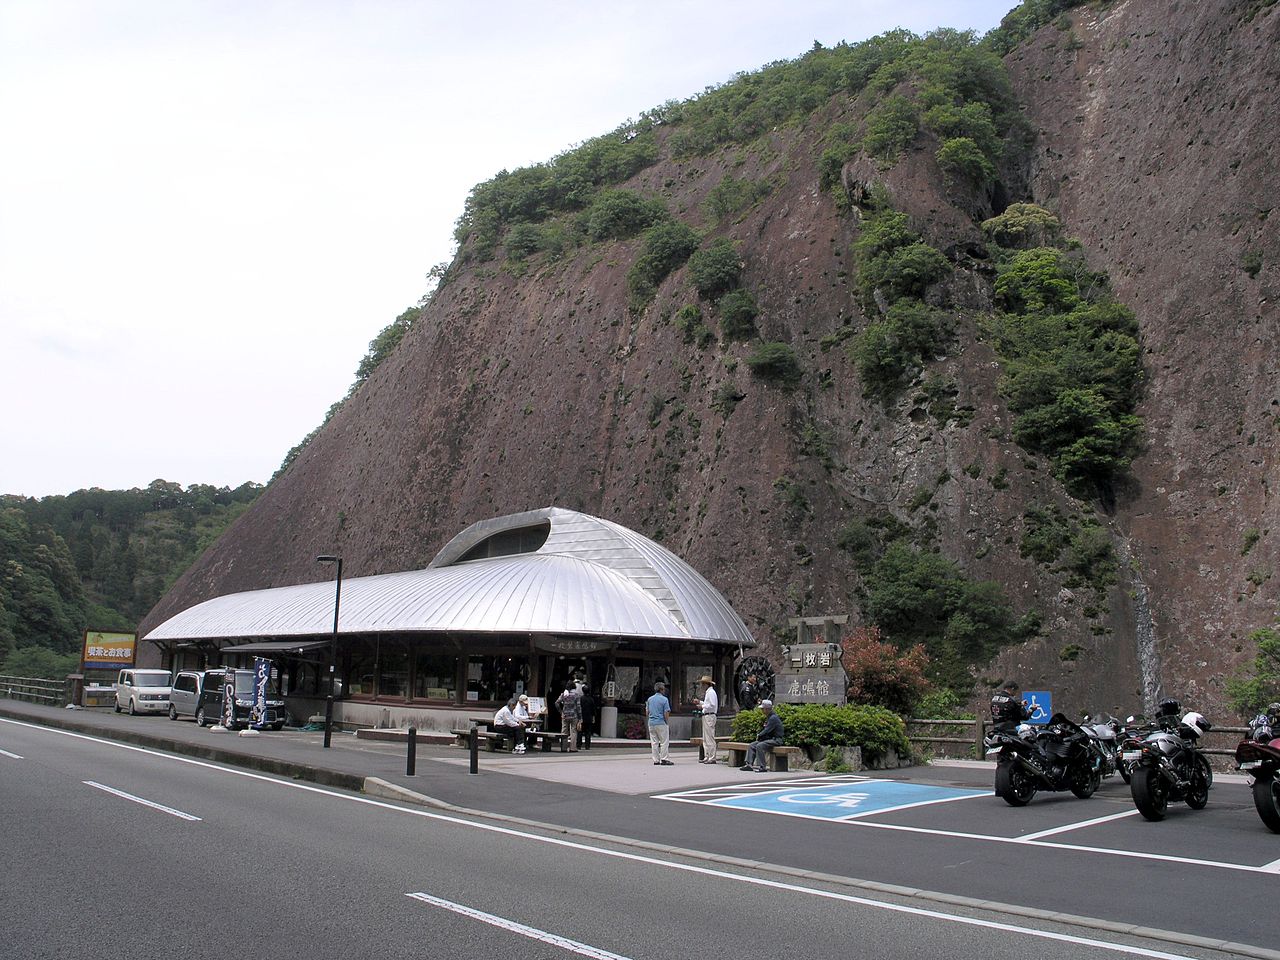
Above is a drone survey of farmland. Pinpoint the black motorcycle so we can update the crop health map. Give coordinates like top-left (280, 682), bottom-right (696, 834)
top-left (1123, 717), bottom-right (1212, 821)
top-left (1080, 713), bottom-right (1122, 780)
top-left (986, 712), bottom-right (1105, 806)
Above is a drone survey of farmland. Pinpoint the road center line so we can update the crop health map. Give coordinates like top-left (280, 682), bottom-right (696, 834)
top-left (0, 747), bottom-right (24, 759)
top-left (1018, 809), bottom-right (1141, 840)
top-left (83, 780), bottom-right (202, 821)
top-left (0, 719), bottom-right (1207, 959)
top-left (406, 893), bottom-right (632, 960)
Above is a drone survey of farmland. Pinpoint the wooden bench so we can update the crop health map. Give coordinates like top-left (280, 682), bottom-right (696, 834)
top-left (450, 728), bottom-right (515, 752)
top-left (525, 729), bottom-right (569, 753)
top-left (721, 741), bottom-right (803, 772)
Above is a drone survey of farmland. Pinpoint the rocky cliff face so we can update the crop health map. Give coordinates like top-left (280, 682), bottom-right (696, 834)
top-left (142, 0), bottom-right (1277, 716)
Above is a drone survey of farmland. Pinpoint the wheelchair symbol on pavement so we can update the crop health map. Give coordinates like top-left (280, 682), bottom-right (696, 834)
top-left (1025, 690), bottom-right (1052, 724)
top-left (777, 790), bottom-right (871, 809)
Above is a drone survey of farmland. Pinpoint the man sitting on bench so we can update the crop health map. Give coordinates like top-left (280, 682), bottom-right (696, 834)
top-left (494, 699), bottom-right (527, 754)
top-left (741, 700), bottom-right (784, 772)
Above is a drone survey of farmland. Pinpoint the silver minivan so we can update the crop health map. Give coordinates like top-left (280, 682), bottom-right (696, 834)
top-left (168, 670), bottom-right (221, 726)
top-left (114, 669), bottom-right (172, 715)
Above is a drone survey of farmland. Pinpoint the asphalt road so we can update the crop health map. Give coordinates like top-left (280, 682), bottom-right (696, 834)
top-left (0, 719), bottom-right (1258, 960)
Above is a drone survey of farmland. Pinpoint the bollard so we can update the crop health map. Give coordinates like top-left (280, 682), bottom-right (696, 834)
top-left (469, 725), bottom-right (479, 775)
top-left (406, 726), bottom-right (417, 777)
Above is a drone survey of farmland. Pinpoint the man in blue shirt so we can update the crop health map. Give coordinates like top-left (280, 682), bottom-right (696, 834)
top-left (646, 682), bottom-right (674, 765)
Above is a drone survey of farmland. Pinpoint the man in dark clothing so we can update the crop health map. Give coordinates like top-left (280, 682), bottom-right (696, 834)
top-left (738, 673), bottom-right (760, 712)
top-left (990, 682), bottom-right (1029, 731)
top-left (577, 687), bottom-right (597, 750)
top-left (742, 700), bottom-right (784, 772)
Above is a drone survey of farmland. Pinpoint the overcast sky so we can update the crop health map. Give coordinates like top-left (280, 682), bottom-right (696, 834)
top-left (0, 0), bottom-right (1012, 498)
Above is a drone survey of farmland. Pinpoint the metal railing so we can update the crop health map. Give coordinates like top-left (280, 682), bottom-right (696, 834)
top-left (0, 674), bottom-right (67, 707)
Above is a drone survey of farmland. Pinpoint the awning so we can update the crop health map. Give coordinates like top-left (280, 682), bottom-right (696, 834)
top-left (220, 639), bottom-right (333, 655)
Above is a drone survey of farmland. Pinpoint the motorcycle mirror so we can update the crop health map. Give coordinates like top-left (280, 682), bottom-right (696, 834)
top-left (1126, 716), bottom-right (1135, 723)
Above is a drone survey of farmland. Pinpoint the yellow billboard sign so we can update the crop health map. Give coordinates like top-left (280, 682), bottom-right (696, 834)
top-left (82, 630), bottom-right (137, 670)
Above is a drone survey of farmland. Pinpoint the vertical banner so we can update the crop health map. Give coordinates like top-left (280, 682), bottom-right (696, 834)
top-left (222, 670), bottom-right (236, 729)
top-left (251, 658), bottom-right (270, 728)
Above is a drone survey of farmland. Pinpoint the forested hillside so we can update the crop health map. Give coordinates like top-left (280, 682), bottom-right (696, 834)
top-left (0, 480), bottom-right (260, 675)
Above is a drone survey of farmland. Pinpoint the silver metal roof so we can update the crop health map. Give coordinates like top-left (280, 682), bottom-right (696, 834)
top-left (143, 508), bottom-right (755, 647)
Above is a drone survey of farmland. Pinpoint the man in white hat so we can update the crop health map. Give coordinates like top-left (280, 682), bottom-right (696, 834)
top-left (694, 675), bottom-right (719, 763)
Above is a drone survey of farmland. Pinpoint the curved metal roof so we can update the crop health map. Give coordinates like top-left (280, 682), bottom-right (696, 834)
top-left (143, 508), bottom-right (755, 647)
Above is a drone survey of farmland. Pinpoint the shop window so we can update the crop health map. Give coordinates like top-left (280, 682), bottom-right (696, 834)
top-left (682, 664), bottom-right (713, 706)
top-left (413, 651), bottom-right (459, 701)
top-left (345, 641), bottom-right (377, 698)
top-left (466, 654), bottom-right (530, 703)
top-left (378, 641), bottom-right (410, 700)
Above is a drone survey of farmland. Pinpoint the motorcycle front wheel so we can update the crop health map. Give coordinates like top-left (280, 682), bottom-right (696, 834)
top-left (995, 758), bottom-right (1037, 806)
top-left (1185, 754), bottom-right (1211, 810)
top-left (1071, 764), bottom-right (1101, 799)
top-left (1251, 774), bottom-right (1280, 833)
top-left (1131, 767), bottom-right (1168, 821)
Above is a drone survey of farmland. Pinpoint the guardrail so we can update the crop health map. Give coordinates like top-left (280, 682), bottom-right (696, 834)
top-left (0, 674), bottom-right (67, 707)
top-left (905, 717), bottom-right (1256, 764)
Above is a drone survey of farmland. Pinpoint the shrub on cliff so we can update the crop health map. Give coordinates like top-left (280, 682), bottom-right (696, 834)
top-left (1227, 627), bottom-right (1280, 716)
top-left (863, 94), bottom-right (920, 160)
top-left (687, 238), bottom-right (742, 299)
top-left (982, 203), bottom-right (1061, 248)
top-left (936, 136), bottom-right (996, 187)
top-left (584, 189), bottom-right (668, 242)
top-left (745, 341), bottom-right (802, 386)
top-left (626, 220), bottom-right (700, 307)
top-left (851, 300), bottom-right (952, 400)
top-left (717, 288), bottom-right (759, 340)
top-left (841, 625), bottom-right (932, 715)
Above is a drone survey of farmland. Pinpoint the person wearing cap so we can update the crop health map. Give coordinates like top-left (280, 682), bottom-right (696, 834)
top-left (694, 675), bottom-right (719, 763)
top-left (742, 700), bottom-right (784, 773)
top-left (514, 694), bottom-right (535, 724)
top-left (493, 698), bottom-right (527, 754)
top-left (647, 681), bottom-right (674, 765)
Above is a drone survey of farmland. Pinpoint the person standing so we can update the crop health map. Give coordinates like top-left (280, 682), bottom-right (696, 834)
top-left (647, 681), bottom-right (673, 765)
top-left (738, 673), bottom-right (760, 712)
top-left (578, 686), bottom-right (597, 750)
top-left (556, 681), bottom-right (582, 753)
top-left (694, 676), bottom-right (719, 764)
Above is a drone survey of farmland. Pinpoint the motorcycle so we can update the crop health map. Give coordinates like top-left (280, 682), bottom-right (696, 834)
top-left (1235, 713), bottom-right (1280, 833)
top-left (1123, 711), bottom-right (1212, 821)
top-left (1116, 714), bottom-right (1156, 784)
top-left (1080, 713), bottom-right (1122, 780)
top-left (985, 712), bottom-right (1105, 806)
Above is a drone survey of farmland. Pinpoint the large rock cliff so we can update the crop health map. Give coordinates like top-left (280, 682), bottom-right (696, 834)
top-left (142, 0), bottom-right (1278, 715)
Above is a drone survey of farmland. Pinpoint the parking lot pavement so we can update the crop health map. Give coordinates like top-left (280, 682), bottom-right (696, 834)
top-left (656, 768), bottom-right (1280, 877)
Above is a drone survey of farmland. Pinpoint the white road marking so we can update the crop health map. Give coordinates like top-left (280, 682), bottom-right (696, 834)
top-left (1262, 858), bottom-right (1280, 874)
top-left (1019, 809), bottom-right (1141, 840)
top-left (406, 893), bottom-right (632, 959)
top-left (82, 780), bottom-right (202, 821)
top-left (0, 719), bottom-right (1220, 959)
top-left (0, 747), bottom-right (23, 759)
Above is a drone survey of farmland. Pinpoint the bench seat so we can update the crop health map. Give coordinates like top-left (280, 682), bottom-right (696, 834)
top-left (719, 740), bottom-right (803, 771)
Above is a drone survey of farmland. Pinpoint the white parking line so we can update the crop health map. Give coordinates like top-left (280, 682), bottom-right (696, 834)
top-left (83, 780), bottom-right (202, 821)
top-left (0, 747), bottom-right (23, 759)
top-left (1262, 858), bottom-right (1280, 874)
top-left (1018, 810), bottom-right (1141, 840)
top-left (406, 893), bottom-right (632, 959)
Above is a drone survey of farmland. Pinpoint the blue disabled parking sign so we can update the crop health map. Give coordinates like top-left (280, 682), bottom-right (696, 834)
top-left (1024, 690), bottom-right (1052, 724)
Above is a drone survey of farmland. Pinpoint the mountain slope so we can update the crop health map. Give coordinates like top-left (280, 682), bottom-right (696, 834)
top-left (141, 0), bottom-right (1278, 714)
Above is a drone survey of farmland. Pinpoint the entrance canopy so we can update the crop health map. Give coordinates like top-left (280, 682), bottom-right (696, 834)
top-left (142, 508), bottom-right (755, 648)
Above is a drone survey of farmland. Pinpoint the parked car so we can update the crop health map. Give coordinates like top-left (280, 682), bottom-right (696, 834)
top-left (114, 669), bottom-right (172, 715)
top-left (169, 668), bottom-right (287, 730)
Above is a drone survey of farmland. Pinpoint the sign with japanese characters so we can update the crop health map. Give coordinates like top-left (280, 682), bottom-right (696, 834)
top-left (81, 630), bottom-right (137, 670)
top-left (776, 642), bottom-right (846, 704)
top-left (774, 672), bottom-right (846, 705)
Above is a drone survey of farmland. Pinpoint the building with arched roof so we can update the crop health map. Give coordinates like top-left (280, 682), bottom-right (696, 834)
top-left (142, 508), bottom-right (755, 734)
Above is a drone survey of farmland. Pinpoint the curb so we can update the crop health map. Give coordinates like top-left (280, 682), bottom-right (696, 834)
top-left (362, 777), bottom-right (1280, 960)
top-left (8, 707), bottom-right (1274, 960)
top-left (0, 705), bottom-right (365, 794)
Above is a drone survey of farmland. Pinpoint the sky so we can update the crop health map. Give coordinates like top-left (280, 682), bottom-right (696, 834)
top-left (0, 0), bottom-right (1014, 498)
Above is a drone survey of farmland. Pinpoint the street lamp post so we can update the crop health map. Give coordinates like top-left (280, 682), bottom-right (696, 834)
top-left (315, 555), bottom-right (343, 749)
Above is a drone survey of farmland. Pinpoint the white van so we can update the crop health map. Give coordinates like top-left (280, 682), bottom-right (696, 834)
top-left (114, 669), bottom-right (172, 715)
